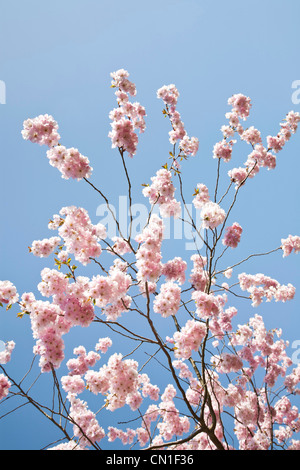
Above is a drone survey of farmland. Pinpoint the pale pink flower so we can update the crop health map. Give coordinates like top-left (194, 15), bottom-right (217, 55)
top-left (109, 70), bottom-right (145, 157)
top-left (22, 114), bottom-right (60, 147)
top-left (201, 201), bottom-right (226, 230)
top-left (30, 236), bottom-right (61, 258)
top-left (0, 374), bottom-right (11, 400)
top-left (162, 257), bottom-right (187, 285)
top-left (241, 126), bottom-right (262, 145)
top-left (213, 140), bottom-right (234, 162)
top-left (281, 235), bottom-right (300, 257)
top-left (0, 341), bottom-right (15, 365)
top-left (0, 281), bottom-right (19, 306)
top-left (222, 222), bottom-right (243, 248)
top-left (172, 319), bottom-right (207, 359)
top-left (153, 282), bottom-right (181, 318)
top-left (46, 146), bottom-right (93, 180)
top-left (228, 94), bottom-right (252, 120)
top-left (192, 184), bottom-right (210, 209)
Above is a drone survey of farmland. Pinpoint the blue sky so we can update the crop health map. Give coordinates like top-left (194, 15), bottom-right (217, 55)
top-left (0, 0), bottom-right (300, 450)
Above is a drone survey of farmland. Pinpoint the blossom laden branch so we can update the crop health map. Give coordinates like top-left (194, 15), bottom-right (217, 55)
top-left (0, 70), bottom-right (300, 451)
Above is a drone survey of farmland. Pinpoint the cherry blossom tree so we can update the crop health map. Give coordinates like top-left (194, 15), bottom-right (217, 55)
top-left (1, 69), bottom-right (300, 451)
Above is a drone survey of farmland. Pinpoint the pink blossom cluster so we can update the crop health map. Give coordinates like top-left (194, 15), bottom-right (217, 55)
top-left (222, 383), bottom-right (244, 408)
top-left (267, 111), bottom-right (300, 153)
top-left (95, 337), bottom-right (112, 354)
top-left (240, 126), bottom-right (262, 145)
top-left (0, 280), bottom-right (19, 306)
top-left (284, 364), bottom-right (300, 394)
top-left (39, 269), bottom-right (95, 328)
top-left (166, 317), bottom-right (299, 450)
top-left (223, 267), bottom-right (233, 279)
top-left (179, 135), bottom-right (200, 157)
top-left (227, 93), bottom-right (252, 121)
top-left (222, 222), bottom-right (243, 248)
top-left (274, 397), bottom-right (300, 446)
top-left (189, 254), bottom-right (208, 292)
top-left (22, 271), bottom-right (98, 372)
top-left (109, 69), bottom-right (146, 157)
top-left (200, 201), bottom-right (226, 230)
top-left (230, 387), bottom-right (300, 449)
top-left (227, 166), bottom-right (249, 186)
top-left (23, 293), bottom-right (68, 372)
top-left (108, 426), bottom-right (137, 446)
top-left (209, 305), bottom-right (237, 339)
top-left (142, 168), bottom-right (181, 219)
top-left (161, 257), bottom-right (187, 285)
top-left (0, 341), bottom-right (15, 365)
top-left (153, 281), bottom-right (181, 318)
top-left (110, 68), bottom-right (137, 96)
top-left (227, 111), bottom-right (300, 189)
top-left (38, 267), bottom-right (69, 298)
top-left (172, 360), bottom-right (300, 451)
top-left (109, 236), bottom-right (132, 256)
top-left (139, 373), bottom-right (160, 401)
top-left (33, 324), bottom-right (65, 373)
top-left (22, 114), bottom-right (60, 147)
top-left (68, 393), bottom-right (105, 447)
top-left (0, 374), bottom-right (11, 401)
top-left (157, 384), bottom-right (190, 441)
top-left (192, 183), bottom-right (210, 209)
top-left (213, 353), bottom-right (243, 374)
top-left (245, 144), bottom-right (276, 172)
top-left (157, 84), bottom-right (179, 107)
top-left (172, 359), bottom-right (193, 380)
top-left (30, 236), bottom-right (61, 258)
top-left (85, 353), bottom-right (157, 412)
top-left (135, 214), bottom-right (164, 284)
top-left (49, 206), bottom-right (106, 265)
top-left (108, 403), bottom-right (160, 448)
top-left (98, 261), bottom-right (132, 321)
top-left (211, 95), bottom-right (251, 168)
top-left (171, 319), bottom-right (207, 359)
top-left (157, 84), bottom-right (199, 156)
top-left (66, 346), bottom-right (100, 376)
top-left (89, 262), bottom-right (131, 316)
top-left (108, 386), bottom-right (192, 448)
top-left (229, 314), bottom-right (293, 387)
top-left (192, 291), bottom-right (220, 319)
top-left (275, 396), bottom-right (299, 425)
top-left (102, 295), bottom-right (132, 322)
top-left (228, 145), bottom-right (275, 188)
top-left (238, 272), bottom-right (296, 307)
top-left (281, 235), bottom-right (300, 257)
top-left (233, 391), bottom-right (267, 448)
top-left (46, 145), bottom-right (93, 180)
top-left (61, 375), bottom-right (85, 394)
top-left (213, 139), bottom-right (235, 162)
